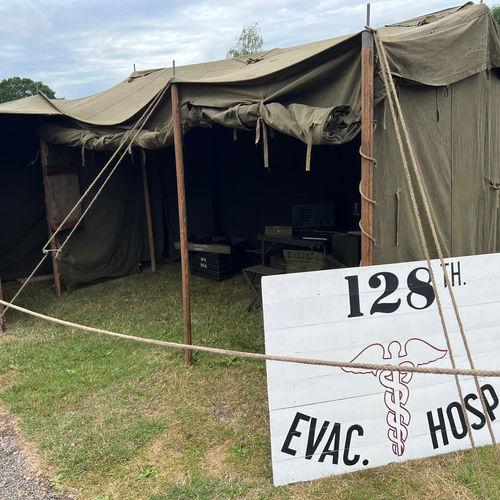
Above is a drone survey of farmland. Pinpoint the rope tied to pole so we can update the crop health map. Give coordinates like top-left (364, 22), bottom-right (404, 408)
top-left (359, 181), bottom-right (377, 206)
top-left (359, 146), bottom-right (377, 166)
top-left (358, 220), bottom-right (376, 244)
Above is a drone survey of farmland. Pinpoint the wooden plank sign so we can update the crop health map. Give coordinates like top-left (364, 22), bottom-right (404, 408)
top-left (262, 253), bottom-right (500, 486)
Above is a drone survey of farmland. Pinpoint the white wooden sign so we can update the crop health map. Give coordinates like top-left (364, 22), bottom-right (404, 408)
top-left (262, 253), bottom-right (500, 486)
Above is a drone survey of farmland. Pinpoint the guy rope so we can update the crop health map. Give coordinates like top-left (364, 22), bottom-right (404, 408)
top-left (373, 29), bottom-right (499, 499)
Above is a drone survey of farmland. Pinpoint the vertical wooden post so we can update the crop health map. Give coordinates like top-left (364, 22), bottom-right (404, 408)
top-left (40, 140), bottom-right (63, 297)
top-left (360, 25), bottom-right (374, 266)
top-left (140, 149), bottom-right (157, 272)
top-left (0, 274), bottom-right (6, 332)
top-left (171, 83), bottom-right (192, 366)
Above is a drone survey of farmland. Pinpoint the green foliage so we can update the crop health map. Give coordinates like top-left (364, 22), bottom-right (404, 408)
top-left (492, 5), bottom-right (500, 24)
top-left (226, 23), bottom-right (263, 58)
top-left (0, 76), bottom-right (56, 103)
top-left (137, 464), bottom-right (158, 480)
top-left (158, 474), bottom-right (253, 499)
top-left (229, 442), bottom-right (248, 457)
top-left (50, 472), bottom-right (64, 492)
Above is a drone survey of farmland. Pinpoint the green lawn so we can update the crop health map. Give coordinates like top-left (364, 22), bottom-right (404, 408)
top-left (0, 263), bottom-right (497, 499)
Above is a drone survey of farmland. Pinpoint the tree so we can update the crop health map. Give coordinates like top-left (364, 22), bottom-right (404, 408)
top-left (0, 77), bottom-right (56, 103)
top-left (226, 23), bottom-right (264, 58)
top-left (492, 5), bottom-right (500, 24)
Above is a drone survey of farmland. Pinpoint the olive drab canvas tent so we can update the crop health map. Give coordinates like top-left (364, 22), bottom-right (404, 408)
top-left (1, 2), bottom-right (500, 288)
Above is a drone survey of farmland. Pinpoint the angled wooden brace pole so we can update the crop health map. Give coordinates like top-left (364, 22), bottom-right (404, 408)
top-left (360, 8), bottom-right (375, 266)
top-left (140, 149), bottom-right (157, 272)
top-left (171, 80), bottom-right (193, 366)
top-left (40, 140), bottom-right (63, 296)
top-left (0, 275), bottom-right (5, 331)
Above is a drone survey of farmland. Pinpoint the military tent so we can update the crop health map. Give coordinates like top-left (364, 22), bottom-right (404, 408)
top-left (1, 2), bottom-right (500, 289)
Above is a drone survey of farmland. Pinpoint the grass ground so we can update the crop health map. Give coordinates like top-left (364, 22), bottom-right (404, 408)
top-left (0, 262), bottom-right (498, 499)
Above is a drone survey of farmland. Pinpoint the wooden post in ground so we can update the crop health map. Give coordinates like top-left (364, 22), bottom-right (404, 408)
top-left (140, 149), bottom-right (157, 272)
top-left (171, 82), bottom-right (192, 366)
top-left (360, 18), bottom-right (375, 267)
top-left (0, 275), bottom-right (5, 332)
top-left (40, 140), bottom-right (63, 297)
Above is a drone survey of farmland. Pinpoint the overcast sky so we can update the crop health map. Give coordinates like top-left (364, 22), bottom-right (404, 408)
top-left (0, 1), bottom-right (488, 99)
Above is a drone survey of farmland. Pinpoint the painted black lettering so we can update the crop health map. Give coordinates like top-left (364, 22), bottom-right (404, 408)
top-left (305, 418), bottom-right (330, 460)
top-left (345, 275), bottom-right (364, 318)
top-left (450, 261), bottom-right (462, 286)
top-left (481, 384), bottom-right (499, 421)
top-left (281, 412), bottom-right (310, 456)
top-left (343, 425), bottom-right (363, 465)
top-left (427, 407), bottom-right (449, 449)
top-left (446, 402), bottom-right (467, 440)
top-left (407, 267), bottom-right (435, 310)
top-left (369, 272), bottom-right (401, 315)
top-left (318, 422), bottom-right (341, 464)
top-left (464, 393), bottom-right (486, 430)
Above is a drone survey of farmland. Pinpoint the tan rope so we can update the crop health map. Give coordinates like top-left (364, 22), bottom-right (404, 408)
top-left (374, 33), bottom-right (491, 497)
top-left (1, 82), bottom-right (171, 320)
top-left (376, 31), bottom-right (500, 465)
top-left (374, 31), bottom-right (497, 497)
top-left (1, 299), bottom-right (499, 377)
top-left (359, 181), bottom-right (377, 205)
top-left (358, 220), bottom-right (376, 244)
top-left (359, 146), bottom-right (377, 165)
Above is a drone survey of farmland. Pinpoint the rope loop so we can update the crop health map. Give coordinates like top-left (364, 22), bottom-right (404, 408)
top-left (359, 181), bottom-right (377, 206)
top-left (358, 220), bottom-right (376, 244)
top-left (359, 146), bottom-right (377, 166)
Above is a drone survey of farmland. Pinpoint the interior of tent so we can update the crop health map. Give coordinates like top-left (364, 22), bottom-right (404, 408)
top-left (0, 113), bottom-right (362, 288)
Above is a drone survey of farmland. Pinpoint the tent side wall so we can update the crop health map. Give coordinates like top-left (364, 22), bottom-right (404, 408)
top-left (0, 117), bottom-right (52, 281)
top-left (373, 70), bottom-right (500, 264)
top-left (57, 149), bottom-right (168, 289)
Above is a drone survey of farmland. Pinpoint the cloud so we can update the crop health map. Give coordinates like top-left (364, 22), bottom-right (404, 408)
top-left (0, 0), bottom-right (466, 99)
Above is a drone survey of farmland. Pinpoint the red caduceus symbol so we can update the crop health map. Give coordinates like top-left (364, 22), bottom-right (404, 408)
top-left (342, 339), bottom-right (447, 456)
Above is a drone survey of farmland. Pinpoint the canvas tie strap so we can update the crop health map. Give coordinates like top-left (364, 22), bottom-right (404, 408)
top-left (305, 126), bottom-right (313, 172)
top-left (395, 188), bottom-right (402, 246)
top-left (255, 102), bottom-right (270, 169)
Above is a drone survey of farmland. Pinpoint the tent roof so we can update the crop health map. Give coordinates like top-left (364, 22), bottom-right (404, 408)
top-left (0, 2), bottom-right (498, 148)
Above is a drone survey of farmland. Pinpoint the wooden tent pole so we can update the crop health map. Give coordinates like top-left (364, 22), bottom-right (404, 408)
top-left (171, 82), bottom-right (192, 367)
top-left (40, 140), bottom-right (63, 297)
top-left (0, 275), bottom-right (5, 332)
top-left (140, 149), bottom-right (157, 272)
top-left (360, 25), bottom-right (375, 266)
